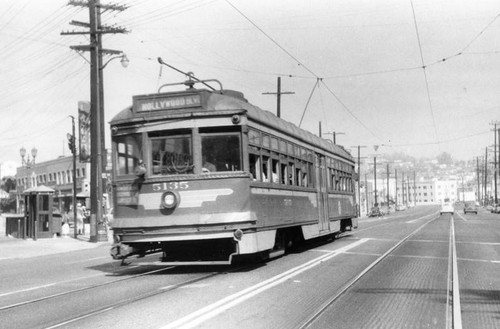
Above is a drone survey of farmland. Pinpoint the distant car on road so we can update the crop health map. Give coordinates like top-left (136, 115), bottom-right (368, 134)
top-left (464, 203), bottom-right (478, 214)
top-left (368, 207), bottom-right (384, 217)
top-left (440, 202), bottom-right (454, 216)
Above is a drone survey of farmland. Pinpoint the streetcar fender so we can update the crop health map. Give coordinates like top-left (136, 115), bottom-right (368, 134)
top-left (237, 230), bottom-right (276, 254)
top-left (110, 243), bottom-right (136, 260)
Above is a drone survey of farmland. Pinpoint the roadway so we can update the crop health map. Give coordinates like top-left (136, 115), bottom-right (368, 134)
top-left (1, 205), bottom-right (499, 328)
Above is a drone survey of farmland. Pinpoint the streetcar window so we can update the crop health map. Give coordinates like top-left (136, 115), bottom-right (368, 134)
top-left (280, 162), bottom-right (288, 185)
top-left (262, 155), bottom-right (271, 182)
top-left (271, 137), bottom-right (279, 151)
top-left (249, 152), bottom-right (261, 181)
top-left (201, 133), bottom-right (241, 172)
top-left (289, 161), bottom-right (296, 186)
top-left (248, 129), bottom-right (261, 146)
top-left (151, 134), bottom-right (193, 175)
top-left (279, 139), bottom-right (287, 153)
top-left (296, 166), bottom-right (302, 186)
top-left (262, 134), bottom-right (270, 148)
top-left (115, 134), bottom-right (143, 176)
top-left (271, 158), bottom-right (280, 183)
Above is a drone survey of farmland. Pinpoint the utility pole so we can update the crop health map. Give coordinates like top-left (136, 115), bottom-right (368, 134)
top-left (332, 132), bottom-right (345, 144)
top-left (401, 171), bottom-right (405, 206)
top-left (351, 145), bottom-right (367, 216)
top-left (413, 171), bottom-right (416, 206)
top-left (407, 175), bottom-right (411, 205)
top-left (68, 116), bottom-right (78, 239)
top-left (476, 156), bottom-right (481, 204)
top-left (374, 156), bottom-right (378, 207)
top-left (394, 168), bottom-right (398, 207)
top-left (495, 123), bottom-right (499, 205)
top-left (62, 0), bottom-right (128, 242)
top-left (386, 162), bottom-right (390, 209)
top-left (365, 173), bottom-right (369, 213)
top-left (485, 147), bottom-right (488, 205)
top-left (262, 77), bottom-right (294, 118)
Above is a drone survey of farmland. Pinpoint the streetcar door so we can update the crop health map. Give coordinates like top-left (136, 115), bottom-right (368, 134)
top-left (316, 154), bottom-right (329, 231)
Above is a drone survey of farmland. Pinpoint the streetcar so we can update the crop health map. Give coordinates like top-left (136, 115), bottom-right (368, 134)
top-left (109, 76), bottom-right (357, 265)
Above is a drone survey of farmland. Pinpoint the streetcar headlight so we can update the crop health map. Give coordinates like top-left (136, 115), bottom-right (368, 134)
top-left (231, 114), bottom-right (241, 124)
top-left (161, 191), bottom-right (179, 209)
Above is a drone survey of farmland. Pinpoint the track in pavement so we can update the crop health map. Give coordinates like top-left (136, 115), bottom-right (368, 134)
top-left (298, 212), bottom-right (463, 329)
top-left (0, 259), bottom-right (255, 329)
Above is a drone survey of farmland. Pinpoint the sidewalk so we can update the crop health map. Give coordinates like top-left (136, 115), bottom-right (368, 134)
top-left (0, 232), bottom-right (111, 261)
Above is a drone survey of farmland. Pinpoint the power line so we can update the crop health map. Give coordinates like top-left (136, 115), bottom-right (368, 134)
top-left (410, 0), bottom-right (439, 146)
top-left (224, 0), bottom-right (319, 79)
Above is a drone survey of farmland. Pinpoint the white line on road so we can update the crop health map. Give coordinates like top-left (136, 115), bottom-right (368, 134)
top-left (0, 283), bottom-right (56, 298)
top-left (455, 212), bottom-right (468, 222)
top-left (0, 273), bottom-right (104, 299)
top-left (451, 216), bottom-right (463, 329)
top-left (405, 212), bottom-right (439, 223)
top-left (0, 268), bottom-right (171, 311)
top-left (158, 238), bottom-right (369, 329)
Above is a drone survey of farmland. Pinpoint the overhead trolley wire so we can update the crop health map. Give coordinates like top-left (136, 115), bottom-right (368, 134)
top-left (224, 0), bottom-right (320, 79)
top-left (426, 12), bottom-right (500, 67)
top-left (225, 0), bottom-right (384, 142)
top-left (410, 0), bottom-right (440, 146)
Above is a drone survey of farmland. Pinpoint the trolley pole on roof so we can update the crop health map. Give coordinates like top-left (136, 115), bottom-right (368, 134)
top-left (262, 77), bottom-right (294, 118)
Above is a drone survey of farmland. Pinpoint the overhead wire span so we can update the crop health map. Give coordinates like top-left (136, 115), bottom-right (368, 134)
top-left (319, 80), bottom-right (383, 141)
top-left (225, 0), bottom-right (383, 142)
top-left (390, 130), bottom-right (490, 147)
top-left (425, 12), bottom-right (500, 68)
top-left (298, 79), bottom-right (320, 128)
top-left (410, 0), bottom-right (439, 146)
top-left (224, 0), bottom-right (320, 79)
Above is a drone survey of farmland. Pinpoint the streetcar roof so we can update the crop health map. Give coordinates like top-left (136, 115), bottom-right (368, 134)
top-left (111, 88), bottom-right (354, 163)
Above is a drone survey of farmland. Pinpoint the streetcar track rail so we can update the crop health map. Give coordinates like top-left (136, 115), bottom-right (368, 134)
top-left (298, 212), bottom-right (443, 329)
top-left (0, 266), bottom-right (175, 311)
top-left (39, 263), bottom-right (256, 329)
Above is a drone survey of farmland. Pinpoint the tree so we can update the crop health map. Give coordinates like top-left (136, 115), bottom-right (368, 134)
top-left (1, 176), bottom-right (16, 192)
top-left (437, 152), bottom-right (453, 165)
top-left (0, 176), bottom-right (17, 213)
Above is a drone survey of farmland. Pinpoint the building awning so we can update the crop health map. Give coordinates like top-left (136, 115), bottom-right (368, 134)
top-left (23, 185), bottom-right (55, 194)
top-left (76, 190), bottom-right (90, 198)
top-left (0, 190), bottom-right (9, 199)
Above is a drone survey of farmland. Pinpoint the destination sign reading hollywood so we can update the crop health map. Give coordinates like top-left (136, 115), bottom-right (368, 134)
top-left (134, 94), bottom-right (201, 112)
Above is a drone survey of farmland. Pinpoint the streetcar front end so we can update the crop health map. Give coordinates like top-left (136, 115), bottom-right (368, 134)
top-left (109, 87), bottom-right (271, 265)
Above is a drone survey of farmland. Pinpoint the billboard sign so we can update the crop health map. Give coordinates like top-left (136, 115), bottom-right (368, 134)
top-left (78, 101), bottom-right (91, 162)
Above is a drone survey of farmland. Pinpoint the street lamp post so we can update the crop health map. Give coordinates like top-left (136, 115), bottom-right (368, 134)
top-left (19, 146), bottom-right (38, 190)
top-left (19, 146), bottom-right (37, 239)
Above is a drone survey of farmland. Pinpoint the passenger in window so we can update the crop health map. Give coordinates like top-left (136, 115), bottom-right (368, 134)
top-left (202, 155), bottom-right (216, 173)
top-left (302, 173), bottom-right (308, 187)
top-left (272, 171), bottom-right (279, 183)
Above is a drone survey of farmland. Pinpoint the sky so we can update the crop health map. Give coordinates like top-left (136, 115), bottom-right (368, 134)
top-left (1, 0), bottom-right (500, 177)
